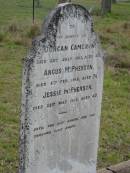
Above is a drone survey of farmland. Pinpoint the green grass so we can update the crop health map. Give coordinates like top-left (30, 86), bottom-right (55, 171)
top-left (0, 0), bottom-right (130, 172)
top-left (99, 68), bottom-right (130, 167)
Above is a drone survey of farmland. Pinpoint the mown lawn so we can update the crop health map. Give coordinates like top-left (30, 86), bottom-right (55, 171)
top-left (0, 0), bottom-right (130, 172)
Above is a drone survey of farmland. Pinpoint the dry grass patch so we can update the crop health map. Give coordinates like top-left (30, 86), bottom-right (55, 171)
top-left (27, 24), bottom-right (40, 38)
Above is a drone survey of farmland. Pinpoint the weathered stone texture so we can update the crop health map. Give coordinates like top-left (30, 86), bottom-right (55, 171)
top-left (19, 3), bottom-right (104, 173)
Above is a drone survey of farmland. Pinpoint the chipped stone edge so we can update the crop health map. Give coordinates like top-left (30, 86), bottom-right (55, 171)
top-left (97, 160), bottom-right (130, 173)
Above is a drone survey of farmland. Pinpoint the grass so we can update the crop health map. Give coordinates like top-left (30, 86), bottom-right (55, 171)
top-left (0, 0), bottom-right (130, 172)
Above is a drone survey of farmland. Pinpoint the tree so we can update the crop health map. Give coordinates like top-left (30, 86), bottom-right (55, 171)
top-left (112, 0), bottom-right (116, 3)
top-left (58, 0), bottom-right (71, 3)
top-left (35, 0), bottom-right (40, 8)
top-left (101, 0), bottom-right (111, 15)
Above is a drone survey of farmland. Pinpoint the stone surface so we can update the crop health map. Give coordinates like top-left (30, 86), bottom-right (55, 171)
top-left (108, 160), bottom-right (130, 173)
top-left (97, 169), bottom-right (111, 173)
top-left (19, 3), bottom-right (104, 173)
top-left (98, 160), bottom-right (130, 173)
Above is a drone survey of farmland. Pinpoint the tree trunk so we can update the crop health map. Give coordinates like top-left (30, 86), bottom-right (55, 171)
top-left (101, 0), bottom-right (111, 15)
top-left (58, 0), bottom-right (71, 4)
top-left (112, 0), bottom-right (116, 3)
top-left (36, 0), bottom-right (40, 8)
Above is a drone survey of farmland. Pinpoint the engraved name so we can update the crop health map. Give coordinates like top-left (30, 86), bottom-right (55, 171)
top-left (43, 43), bottom-right (96, 53)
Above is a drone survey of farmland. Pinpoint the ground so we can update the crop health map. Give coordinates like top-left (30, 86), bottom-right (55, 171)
top-left (0, 0), bottom-right (130, 172)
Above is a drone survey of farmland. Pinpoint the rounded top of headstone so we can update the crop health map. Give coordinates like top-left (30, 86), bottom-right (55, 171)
top-left (43, 3), bottom-right (91, 32)
top-left (36, 3), bottom-right (93, 48)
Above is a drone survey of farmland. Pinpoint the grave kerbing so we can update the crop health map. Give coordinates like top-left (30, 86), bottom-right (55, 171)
top-left (19, 3), bottom-right (104, 173)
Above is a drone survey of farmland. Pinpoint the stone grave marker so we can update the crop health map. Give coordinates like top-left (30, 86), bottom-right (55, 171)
top-left (19, 3), bottom-right (104, 173)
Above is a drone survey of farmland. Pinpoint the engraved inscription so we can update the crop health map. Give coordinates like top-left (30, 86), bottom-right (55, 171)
top-left (20, 4), bottom-right (104, 173)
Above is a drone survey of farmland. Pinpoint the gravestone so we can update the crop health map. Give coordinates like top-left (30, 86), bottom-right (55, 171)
top-left (19, 3), bottom-right (104, 173)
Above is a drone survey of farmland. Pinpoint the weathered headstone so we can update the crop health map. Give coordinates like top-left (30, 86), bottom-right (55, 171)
top-left (19, 3), bottom-right (104, 173)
